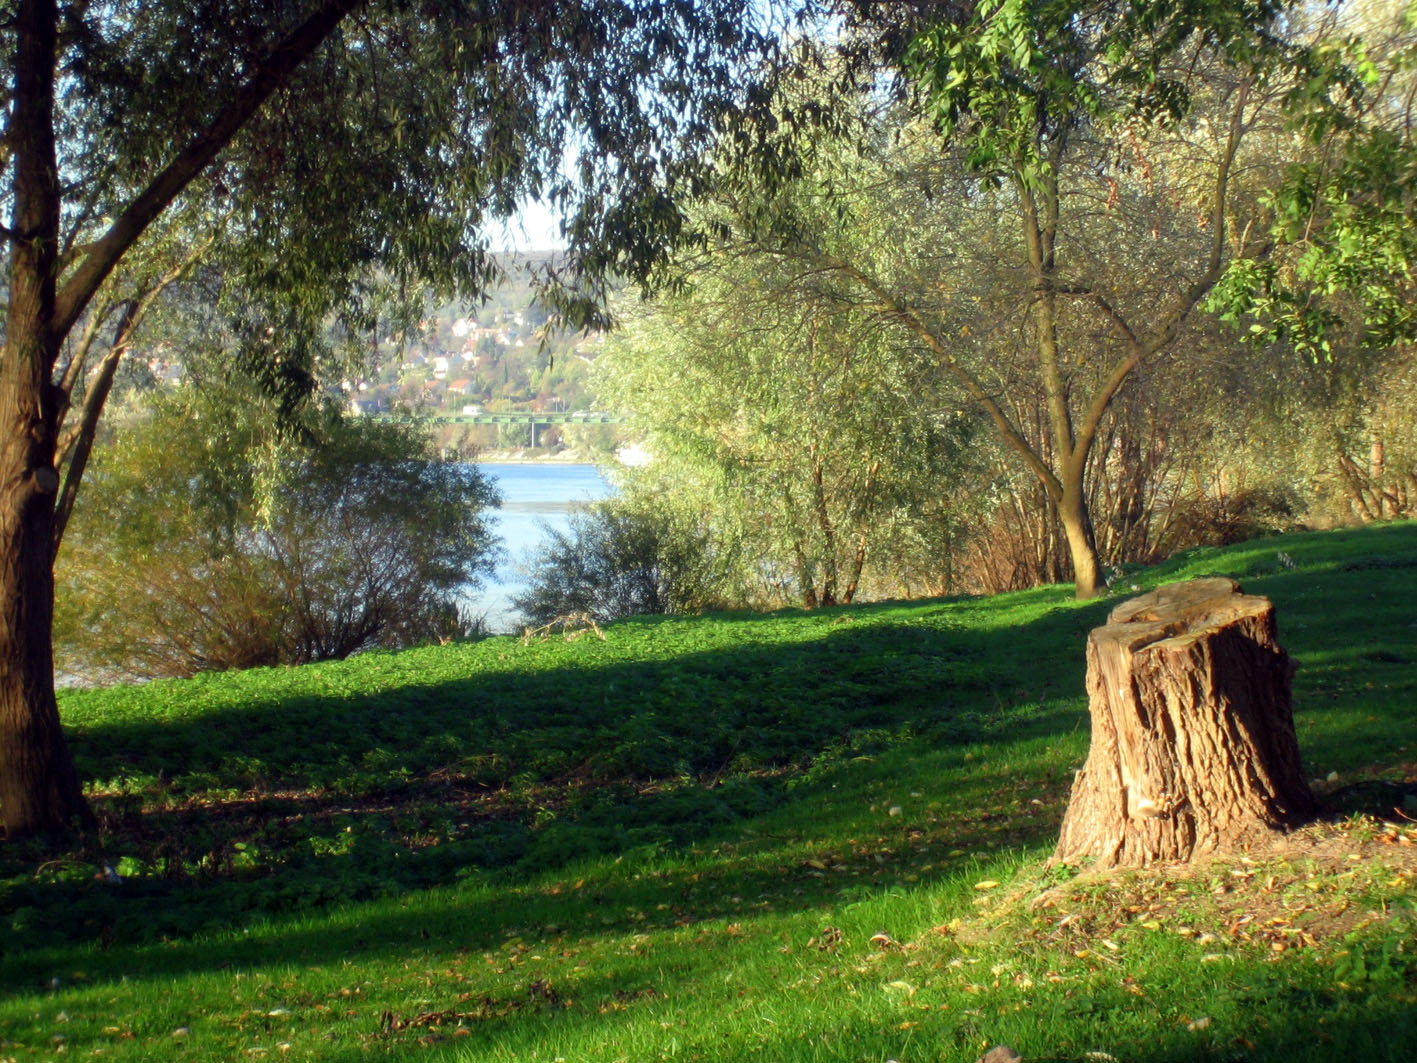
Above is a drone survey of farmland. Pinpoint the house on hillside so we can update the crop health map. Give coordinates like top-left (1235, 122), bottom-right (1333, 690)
top-left (349, 397), bottom-right (388, 417)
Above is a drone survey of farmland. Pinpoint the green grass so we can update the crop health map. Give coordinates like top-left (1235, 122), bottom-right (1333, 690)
top-left (2, 521), bottom-right (1415, 1062)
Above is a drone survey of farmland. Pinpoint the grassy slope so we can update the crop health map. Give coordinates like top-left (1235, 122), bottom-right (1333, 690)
top-left (1, 522), bottom-right (1415, 1062)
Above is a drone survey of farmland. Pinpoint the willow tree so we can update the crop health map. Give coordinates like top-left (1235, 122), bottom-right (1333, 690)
top-left (736, 0), bottom-right (1302, 599)
top-left (903, 0), bottom-right (1302, 597)
top-left (0, 0), bottom-right (788, 839)
top-left (598, 251), bottom-right (978, 610)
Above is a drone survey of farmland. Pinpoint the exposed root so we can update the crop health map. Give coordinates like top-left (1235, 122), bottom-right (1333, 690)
top-left (520, 612), bottom-right (606, 645)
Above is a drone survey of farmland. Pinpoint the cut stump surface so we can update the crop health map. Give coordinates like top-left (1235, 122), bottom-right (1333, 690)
top-left (1054, 578), bottom-right (1317, 869)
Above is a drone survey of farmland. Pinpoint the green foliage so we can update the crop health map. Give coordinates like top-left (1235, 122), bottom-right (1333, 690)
top-left (55, 384), bottom-right (498, 680)
top-left (1211, 122), bottom-right (1417, 357)
top-left (1333, 920), bottom-right (1415, 987)
top-left (513, 495), bottom-right (724, 624)
top-left (1210, 6), bottom-right (1417, 358)
top-left (904, 0), bottom-right (1288, 183)
top-left (34, 0), bottom-right (790, 337)
top-left (1201, 5), bottom-right (1417, 524)
top-left (687, 6), bottom-right (1325, 600)
top-left (595, 228), bottom-right (981, 607)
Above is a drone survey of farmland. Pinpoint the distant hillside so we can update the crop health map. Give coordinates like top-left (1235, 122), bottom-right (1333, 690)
top-left (346, 251), bottom-right (623, 441)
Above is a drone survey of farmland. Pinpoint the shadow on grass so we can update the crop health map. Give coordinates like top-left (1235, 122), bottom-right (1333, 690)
top-left (1132, 990), bottom-right (1417, 1063)
top-left (1, 744), bottom-right (1069, 1001)
top-left (712, 985), bottom-right (1417, 1063)
top-left (65, 594), bottom-right (1109, 791)
top-left (2, 596), bottom-right (1107, 979)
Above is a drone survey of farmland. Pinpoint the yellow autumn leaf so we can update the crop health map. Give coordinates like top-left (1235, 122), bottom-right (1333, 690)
top-left (975, 880), bottom-right (1000, 890)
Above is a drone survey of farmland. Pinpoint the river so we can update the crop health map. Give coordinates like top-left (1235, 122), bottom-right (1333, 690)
top-left (467, 462), bottom-right (613, 632)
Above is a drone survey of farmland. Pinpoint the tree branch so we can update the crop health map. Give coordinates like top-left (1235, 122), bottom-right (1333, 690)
top-left (1052, 285), bottom-right (1143, 350)
top-left (1071, 79), bottom-right (1254, 475)
top-left (52, 230), bottom-right (219, 558)
top-left (1138, 77), bottom-right (1253, 355)
top-left (795, 247), bottom-right (1064, 500)
top-left (56, 298), bottom-right (118, 410)
top-left (1018, 174), bottom-right (1076, 469)
top-left (53, 0), bottom-right (358, 339)
top-left (50, 303), bottom-right (135, 560)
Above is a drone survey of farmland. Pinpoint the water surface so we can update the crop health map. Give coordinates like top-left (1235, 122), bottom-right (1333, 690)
top-left (468, 462), bottom-right (612, 632)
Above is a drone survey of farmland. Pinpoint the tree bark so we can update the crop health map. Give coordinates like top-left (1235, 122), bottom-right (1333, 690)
top-left (1054, 578), bottom-right (1316, 869)
top-left (1057, 467), bottom-right (1102, 599)
top-left (1, 0), bottom-right (93, 838)
top-left (808, 443), bottom-right (839, 606)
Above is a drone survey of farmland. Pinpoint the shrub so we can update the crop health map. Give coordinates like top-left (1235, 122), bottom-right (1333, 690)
top-left (512, 497), bottom-right (721, 625)
top-left (55, 387), bottom-right (499, 680)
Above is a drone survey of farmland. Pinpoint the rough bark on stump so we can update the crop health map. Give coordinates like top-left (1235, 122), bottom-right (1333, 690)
top-left (1054, 578), bottom-right (1316, 869)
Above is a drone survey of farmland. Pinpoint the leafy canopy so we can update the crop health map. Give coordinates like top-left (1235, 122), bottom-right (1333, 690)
top-left (1209, 10), bottom-right (1417, 359)
top-left (23, 0), bottom-right (792, 358)
top-left (904, 0), bottom-right (1289, 182)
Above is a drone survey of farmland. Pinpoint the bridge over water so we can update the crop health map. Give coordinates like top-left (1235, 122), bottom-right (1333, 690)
top-left (377, 411), bottom-right (622, 447)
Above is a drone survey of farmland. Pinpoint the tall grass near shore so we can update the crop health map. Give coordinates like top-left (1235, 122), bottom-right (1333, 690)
top-left (2, 522), bottom-right (1415, 1062)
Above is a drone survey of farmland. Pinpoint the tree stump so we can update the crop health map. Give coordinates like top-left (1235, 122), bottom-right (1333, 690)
top-left (1054, 578), bottom-right (1317, 869)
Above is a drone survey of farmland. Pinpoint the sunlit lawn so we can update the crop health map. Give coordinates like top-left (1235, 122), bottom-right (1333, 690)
top-left (1, 522), bottom-right (1414, 1062)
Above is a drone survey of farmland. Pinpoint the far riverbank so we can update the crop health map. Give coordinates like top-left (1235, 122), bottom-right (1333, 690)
top-left (470, 447), bottom-right (607, 464)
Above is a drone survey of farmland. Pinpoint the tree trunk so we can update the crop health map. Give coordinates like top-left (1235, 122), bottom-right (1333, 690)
top-left (1, 0), bottom-right (358, 840)
top-left (1054, 578), bottom-right (1316, 869)
top-left (1057, 474), bottom-right (1102, 600)
top-left (1, 0), bottom-right (93, 839)
top-left (0, 297), bottom-right (89, 841)
top-left (808, 444), bottom-right (838, 607)
top-left (0, 498), bottom-right (92, 838)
